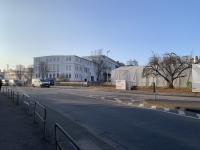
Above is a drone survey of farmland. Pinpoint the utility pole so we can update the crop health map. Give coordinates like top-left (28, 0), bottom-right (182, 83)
top-left (106, 50), bottom-right (110, 57)
top-left (106, 50), bottom-right (111, 82)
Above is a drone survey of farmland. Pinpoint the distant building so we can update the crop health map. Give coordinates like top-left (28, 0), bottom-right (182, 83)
top-left (83, 55), bottom-right (119, 82)
top-left (4, 69), bottom-right (18, 80)
top-left (33, 55), bottom-right (97, 82)
top-left (0, 70), bottom-right (4, 79)
top-left (33, 54), bottom-right (119, 82)
top-left (4, 66), bottom-right (33, 84)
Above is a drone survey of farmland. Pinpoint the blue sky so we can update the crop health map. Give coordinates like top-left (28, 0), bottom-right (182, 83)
top-left (0, 0), bottom-right (200, 70)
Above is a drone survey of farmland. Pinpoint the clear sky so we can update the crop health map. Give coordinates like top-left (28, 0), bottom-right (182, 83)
top-left (0, 0), bottom-right (200, 70)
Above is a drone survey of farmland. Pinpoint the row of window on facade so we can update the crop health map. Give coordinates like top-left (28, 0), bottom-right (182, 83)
top-left (74, 65), bottom-right (90, 73)
top-left (36, 56), bottom-right (92, 65)
top-left (35, 64), bottom-right (90, 73)
top-left (35, 73), bottom-right (85, 79)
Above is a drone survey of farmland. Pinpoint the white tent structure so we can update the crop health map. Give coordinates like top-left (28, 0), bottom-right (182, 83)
top-left (192, 64), bottom-right (200, 92)
top-left (111, 66), bottom-right (192, 90)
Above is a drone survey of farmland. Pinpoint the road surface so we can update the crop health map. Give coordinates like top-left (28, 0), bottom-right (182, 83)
top-left (16, 87), bottom-right (200, 150)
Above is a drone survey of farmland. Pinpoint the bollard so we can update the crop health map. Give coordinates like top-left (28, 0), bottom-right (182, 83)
top-left (16, 92), bottom-right (19, 105)
top-left (12, 91), bottom-right (15, 102)
top-left (43, 108), bottom-right (47, 139)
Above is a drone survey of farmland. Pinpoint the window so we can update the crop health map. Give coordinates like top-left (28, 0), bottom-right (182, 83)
top-left (69, 57), bottom-right (71, 61)
top-left (57, 73), bottom-right (59, 78)
top-left (84, 67), bottom-right (88, 73)
top-left (57, 64), bottom-right (59, 72)
top-left (75, 65), bottom-right (78, 71)
top-left (75, 74), bottom-right (78, 78)
top-left (69, 73), bottom-right (71, 78)
top-left (80, 67), bottom-right (83, 72)
top-left (57, 58), bottom-right (59, 62)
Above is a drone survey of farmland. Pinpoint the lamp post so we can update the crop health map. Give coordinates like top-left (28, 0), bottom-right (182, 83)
top-left (106, 50), bottom-right (110, 82)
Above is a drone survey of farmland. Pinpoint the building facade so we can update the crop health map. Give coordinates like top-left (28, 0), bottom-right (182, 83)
top-left (84, 55), bottom-right (119, 82)
top-left (33, 55), bottom-right (97, 82)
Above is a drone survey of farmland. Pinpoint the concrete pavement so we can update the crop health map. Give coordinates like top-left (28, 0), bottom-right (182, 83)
top-left (0, 94), bottom-right (54, 150)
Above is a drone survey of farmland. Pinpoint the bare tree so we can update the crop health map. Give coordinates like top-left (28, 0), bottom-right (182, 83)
top-left (127, 59), bottom-right (138, 66)
top-left (38, 61), bottom-right (48, 79)
top-left (16, 65), bottom-right (25, 80)
top-left (143, 52), bottom-right (192, 88)
top-left (25, 65), bottom-right (33, 84)
top-left (93, 58), bottom-right (107, 82)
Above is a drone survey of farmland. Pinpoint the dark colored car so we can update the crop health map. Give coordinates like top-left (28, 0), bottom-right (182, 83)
top-left (46, 79), bottom-right (55, 86)
top-left (40, 79), bottom-right (50, 88)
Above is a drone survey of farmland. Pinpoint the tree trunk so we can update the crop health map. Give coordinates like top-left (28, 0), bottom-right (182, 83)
top-left (167, 81), bottom-right (174, 88)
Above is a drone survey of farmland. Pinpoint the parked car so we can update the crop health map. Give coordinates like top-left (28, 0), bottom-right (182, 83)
top-left (32, 79), bottom-right (50, 88)
top-left (9, 79), bottom-right (16, 86)
top-left (15, 80), bottom-right (24, 86)
top-left (2, 79), bottom-right (9, 86)
top-left (46, 78), bottom-right (55, 86)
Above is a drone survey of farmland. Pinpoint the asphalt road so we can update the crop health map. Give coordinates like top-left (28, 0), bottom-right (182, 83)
top-left (16, 87), bottom-right (200, 150)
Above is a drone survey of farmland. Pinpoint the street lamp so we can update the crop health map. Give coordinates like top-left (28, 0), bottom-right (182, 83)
top-left (106, 50), bottom-right (111, 82)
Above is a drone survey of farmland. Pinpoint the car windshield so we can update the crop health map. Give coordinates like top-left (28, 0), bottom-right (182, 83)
top-left (41, 80), bottom-right (49, 82)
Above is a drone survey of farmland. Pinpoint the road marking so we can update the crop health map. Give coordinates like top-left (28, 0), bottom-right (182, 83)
top-left (24, 101), bottom-right (30, 106)
top-left (139, 104), bottom-right (144, 107)
top-left (197, 114), bottom-right (200, 119)
top-left (151, 106), bottom-right (157, 109)
top-left (114, 98), bottom-right (122, 103)
top-left (178, 110), bottom-right (185, 116)
top-left (164, 108), bottom-right (170, 112)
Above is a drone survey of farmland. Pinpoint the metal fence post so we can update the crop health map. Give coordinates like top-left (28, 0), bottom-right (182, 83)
top-left (12, 91), bottom-right (14, 101)
top-left (16, 92), bottom-right (19, 105)
top-left (33, 101), bottom-right (36, 123)
top-left (54, 124), bottom-right (57, 150)
top-left (43, 108), bottom-right (47, 139)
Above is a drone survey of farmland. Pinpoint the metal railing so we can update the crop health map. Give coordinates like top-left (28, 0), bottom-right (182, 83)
top-left (33, 100), bottom-right (47, 138)
top-left (1, 86), bottom-right (82, 150)
top-left (54, 123), bottom-right (81, 150)
top-left (2, 87), bottom-right (19, 105)
top-left (22, 93), bottom-right (31, 114)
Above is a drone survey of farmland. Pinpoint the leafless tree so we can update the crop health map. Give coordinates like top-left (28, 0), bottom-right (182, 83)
top-left (25, 65), bottom-right (33, 84)
top-left (16, 65), bottom-right (25, 80)
top-left (93, 58), bottom-right (107, 82)
top-left (127, 59), bottom-right (138, 66)
top-left (143, 52), bottom-right (192, 88)
top-left (38, 61), bottom-right (48, 79)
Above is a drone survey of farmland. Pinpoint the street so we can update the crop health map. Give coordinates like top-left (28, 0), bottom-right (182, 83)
top-left (17, 87), bottom-right (200, 150)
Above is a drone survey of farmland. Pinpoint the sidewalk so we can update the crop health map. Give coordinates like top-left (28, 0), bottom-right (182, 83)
top-left (0, 94), bottom-right (54, 150)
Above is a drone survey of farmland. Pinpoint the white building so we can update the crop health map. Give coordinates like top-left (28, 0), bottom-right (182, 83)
top-left (34, 55), bottom-right (97, 82)
top-left (84, 55), bottom-right (119, 82)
